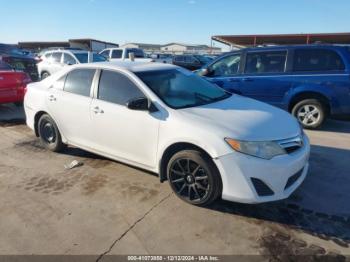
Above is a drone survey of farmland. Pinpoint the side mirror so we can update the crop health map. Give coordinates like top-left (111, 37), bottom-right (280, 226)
top-left (197, 68), bottom-right (209, 76)
top-left (127, 97), bottom-right (149, 111)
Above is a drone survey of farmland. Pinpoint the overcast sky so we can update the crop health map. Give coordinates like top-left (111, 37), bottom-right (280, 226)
top-left (1, 0), bottom-right (350, 49)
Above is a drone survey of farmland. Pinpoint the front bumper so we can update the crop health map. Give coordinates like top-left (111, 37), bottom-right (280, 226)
top-left (214, 135), bottom-right (310, 204)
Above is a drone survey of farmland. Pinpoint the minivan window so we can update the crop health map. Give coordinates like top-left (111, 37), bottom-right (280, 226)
top-left (112, 50), bottom-right (123, 59)
top-left (209, 54), bottom-right (241, 76)
top-left (293, 49), bottom-right (345, 72)
top-left (245, 51), bottom-right (287, 74)
top-left (64, 69), bottom-right (95, 97)
top-left (51, 52), bottom-right (62, 63)
top-left (98, 70), bottom-right (145, 105)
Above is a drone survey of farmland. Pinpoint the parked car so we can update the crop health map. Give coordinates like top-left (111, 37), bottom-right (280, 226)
top-left (0, 44), bottom-right (39, 81)
top-left (0, 61), bottom-right (32, 105)
top-left (197, 44), bottom-right (350, 129)
top-left (99, 48), bottom-right (153, 62)
top-left (24, 62), bottom-right (309, 206)
top-left (150, 53), bottom-right (173, 64)
top-left (37, 47), bottom-right (83, 59)
top-left (173, 54), bottom-right (213, 71)
top-left (37, 50), bottom-right (106, 79)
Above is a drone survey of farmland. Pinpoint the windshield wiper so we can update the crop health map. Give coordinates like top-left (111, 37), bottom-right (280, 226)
top-left (194, 92), bottom-right (212, 102)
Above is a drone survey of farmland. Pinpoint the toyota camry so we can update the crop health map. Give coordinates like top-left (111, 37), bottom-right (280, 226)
top-left (24, 61), bottom-right (310, 206)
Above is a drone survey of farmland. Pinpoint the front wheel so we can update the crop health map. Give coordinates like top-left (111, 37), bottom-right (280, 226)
top-left (38, 114), bottom-right (66, 152)
top-left (292, 99), bottom-right (326, 129)
top-left (167, 150), bottom-right (222, 206)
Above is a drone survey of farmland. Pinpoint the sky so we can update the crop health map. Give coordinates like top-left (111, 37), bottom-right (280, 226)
top-left (1, 0), bottom-right (350, 50)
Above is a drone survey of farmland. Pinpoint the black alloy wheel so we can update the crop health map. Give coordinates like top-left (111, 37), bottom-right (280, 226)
top-left (167, 150), bottom-right (221, 206)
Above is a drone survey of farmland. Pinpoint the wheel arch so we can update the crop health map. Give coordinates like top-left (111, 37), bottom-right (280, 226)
top-left (288, 91), bottom-right (331, 114)
top-left (34, 111), bottom-right (67, 143)
top-left (34, 111), bottom-right (48, 137)
top-left (158, 142), bottom-right (217, 183)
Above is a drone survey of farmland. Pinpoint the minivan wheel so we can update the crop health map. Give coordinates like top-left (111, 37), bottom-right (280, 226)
top-left (292, 99), bottom-right (325, 129)
top-left (41, 72), bottom-right (50, 80)
top-left (167, 150), bottom-right (222, 206)
top-left (38, 114), bottom-right (66, 152)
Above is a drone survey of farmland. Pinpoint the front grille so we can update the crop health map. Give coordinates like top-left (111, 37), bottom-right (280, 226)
top-left (285, 169), bottom-right (303, 190)
top-left (251, 178), bottom-right (274, 197)
top-left (285, 145), bottom-right (301, 154)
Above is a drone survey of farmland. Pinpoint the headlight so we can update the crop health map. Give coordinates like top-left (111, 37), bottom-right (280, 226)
top-left (225, 138), bottom-right (286, 160)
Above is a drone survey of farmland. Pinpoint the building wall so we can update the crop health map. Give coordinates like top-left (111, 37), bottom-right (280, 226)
top-left (161, 44), bottom-right (221, 54)
top-left (70, 41), bottom-right (118, 52)
top-left (161, 44), bottom-right (187, 54)
top-left (121, 43), bottom-right (161, 54)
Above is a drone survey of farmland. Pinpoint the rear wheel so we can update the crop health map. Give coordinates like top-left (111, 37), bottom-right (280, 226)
top-left (38, 114), bottom-right (66, 152)
top-left (167, 150), bottom-right (222, 206)
top-left (292, 99), bottom-right (325, 129)
top-left (41, 72), bottom-right (50, 80)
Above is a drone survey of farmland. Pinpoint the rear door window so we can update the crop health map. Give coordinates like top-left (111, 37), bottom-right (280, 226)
top-left (245, 51), bottom-right (287, 74)
top-left (111, 50), bottom-right (123, 59)
top-left (63, 53), bottom-right (77, 65)
top-left (293, 49), bottom-right (345, 72)
top-left (51, 52), bottom-right (62, 63)
top-left (98, 70), bottom-right (145, 105)
top-left (64, 69), bottom-right (95, 97)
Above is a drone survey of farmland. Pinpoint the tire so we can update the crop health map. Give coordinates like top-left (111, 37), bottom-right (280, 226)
top-left (292, 99), bottom-right (326, 129)
top-left (167, 150), bottom-right (222, 206)
top-left (41, 72), bottom-right (50, 80)
top-left (38, 114), bottom-right (66, 152)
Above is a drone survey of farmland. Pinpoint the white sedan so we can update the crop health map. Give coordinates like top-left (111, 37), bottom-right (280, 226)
top-left (24, 61), bottom-right (310, 206)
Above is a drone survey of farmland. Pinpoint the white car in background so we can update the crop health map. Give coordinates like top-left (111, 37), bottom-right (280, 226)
top-left (24, 61), bottom-right (310, 206)
top-left (37, 50), bottom-right (106, 79)
top-left (99, 48), bottom-right (153, 62)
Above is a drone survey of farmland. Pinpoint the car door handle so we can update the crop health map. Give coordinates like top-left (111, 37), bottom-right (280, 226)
top-left (242, 78), bottom-right (253, 82)
top-left (48, 95), bottom-right (56, 101)
top-left (93, 106), bottom-right (104, 114)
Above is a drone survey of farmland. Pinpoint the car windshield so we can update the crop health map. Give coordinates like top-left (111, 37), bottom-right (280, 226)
top-left (136, 69), bottom-right (231, 109)
top-left (74, 53), bottom-right (107, 63)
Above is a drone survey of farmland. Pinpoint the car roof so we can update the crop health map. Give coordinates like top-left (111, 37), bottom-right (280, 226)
top-left (226, 44), bottom-right (350, 54)
top-left (44, 50), bottom-right (98, 55)
top-left (72, 61), bottom-right (179, 72)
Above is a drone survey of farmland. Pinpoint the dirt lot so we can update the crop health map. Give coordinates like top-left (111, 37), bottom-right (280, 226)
top-left (0, 103), bottom-right (349, 260)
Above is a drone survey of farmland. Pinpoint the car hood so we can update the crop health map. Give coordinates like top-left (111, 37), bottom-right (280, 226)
top-left (179, 95), bottom-right (301, 141)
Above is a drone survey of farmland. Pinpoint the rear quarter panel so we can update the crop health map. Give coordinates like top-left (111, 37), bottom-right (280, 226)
top-left (283, 73), bottom-right (350, 115)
